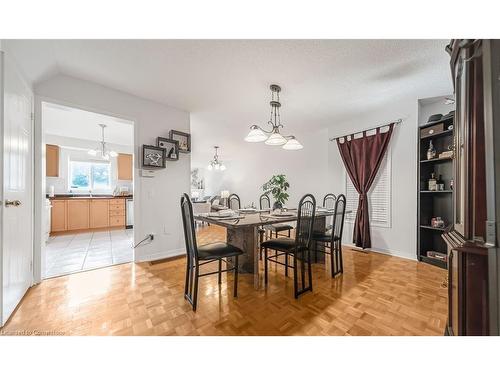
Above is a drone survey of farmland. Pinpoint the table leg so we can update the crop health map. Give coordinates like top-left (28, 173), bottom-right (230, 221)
top-left (313, 216), bottom-right (326, 263)
top-left (226, 226), bottom-right (261, 289)
top-left (253, 227), bottom-right (260, 289)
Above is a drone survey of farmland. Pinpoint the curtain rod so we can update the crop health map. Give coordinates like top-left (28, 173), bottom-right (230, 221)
top-left (329, 118), bottom-right (403, 142)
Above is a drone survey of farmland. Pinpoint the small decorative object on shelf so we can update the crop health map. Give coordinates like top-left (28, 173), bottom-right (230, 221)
top-left (169, 130), bottom-right (191, 153)
top-left (427, 140), bottom-right (437, 160)
top-left (437, 174), bottom-right (445, 191)
top-left (142, 145), bottom-right (166, 168)
top-left (428, 172), bottom-right (437, 191)
top-left (438, 150), bottom-right (454, 159)
top-left (157, 137), bottom-right (179, 161)
top-left (427, 251), bottom-right (447, 262)
top-left (431, 217), bottom-right (445, 228)
top-left (450, 178), bottom-right (454, 190)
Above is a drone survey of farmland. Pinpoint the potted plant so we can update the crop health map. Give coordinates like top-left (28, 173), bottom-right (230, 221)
top-left (262, 174), bottom-right (290, 210)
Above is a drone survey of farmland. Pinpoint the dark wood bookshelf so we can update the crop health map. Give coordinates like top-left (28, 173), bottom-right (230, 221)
top-left (419, 157), bottom-right (453, 164)
top-left (417, 115), bottom-right (454, 269)
top-left (420, 255), bottom-right (447, 268)
top-left (420, 190), bottom-right (453, 193)
top-left (420, 225), bottom-right (447, 231)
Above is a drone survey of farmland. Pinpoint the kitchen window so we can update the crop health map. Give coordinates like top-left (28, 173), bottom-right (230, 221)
top-left (69, 160), bottom-right (111, 192)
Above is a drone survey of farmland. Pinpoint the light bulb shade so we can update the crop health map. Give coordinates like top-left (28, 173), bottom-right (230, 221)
top-left (109, 150), bottom-right (118, 157)
top-left (215, 164), bottom-right (220, 170)
top-left (265, 132), bottom-right (287, 146)
top-left (244, 126), bottom-right (268, 142)
top-left (207, 164), bottom-right (213, 170)
top-left (220, 164), bottom-right (226, 171)
top-left (88, 149), bottom-right (97, 156)
top-left (282, 137), bottom-right (303, 150)
top-left (102, 154), bottom-right (110, 160)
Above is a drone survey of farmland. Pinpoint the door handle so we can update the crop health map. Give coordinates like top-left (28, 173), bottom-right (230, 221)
top-left (5, 200), bottom-right (21, 207)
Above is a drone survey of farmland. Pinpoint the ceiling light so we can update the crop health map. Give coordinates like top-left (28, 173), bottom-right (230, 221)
top-left (282, 136), bottom-right (303, 150)
top-left (207, 146), bottom-right (226, 171)
top-left (88, 124), bottom-right (117, 160)
top-left (265, 132), bottom-right (287, 146)
top-left (244, 84), bottom-right (302, 150)
top-left (244, 126), bottom-right (268, 142)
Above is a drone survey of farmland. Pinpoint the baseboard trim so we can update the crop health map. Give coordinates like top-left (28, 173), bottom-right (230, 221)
top-left (343, 244), bottom-right (417, 261)
top-left (135, 248), bottom-right (185, 263)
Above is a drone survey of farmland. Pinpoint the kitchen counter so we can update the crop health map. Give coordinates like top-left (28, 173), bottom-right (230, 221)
top-left (48, 195), bottom-right (133, 200)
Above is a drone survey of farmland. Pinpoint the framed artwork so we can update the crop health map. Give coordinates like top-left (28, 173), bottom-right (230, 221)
top-left (169, 130), bottom-right (191, 153)
top-left (157, 137), bottom-right (179, 161)
top-left (142, 145), bottom-right (166, 168)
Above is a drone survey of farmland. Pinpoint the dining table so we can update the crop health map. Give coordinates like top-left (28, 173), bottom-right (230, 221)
top-left (194, 208), bottom-right (349, 289)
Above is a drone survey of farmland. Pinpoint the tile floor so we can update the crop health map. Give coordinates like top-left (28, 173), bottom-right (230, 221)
top-left (45, 229), bottom-right (134, 278)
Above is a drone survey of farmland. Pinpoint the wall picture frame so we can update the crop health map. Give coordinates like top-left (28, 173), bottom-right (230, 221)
top-left (169, 130), bottom-right (191, 153)
top-left (157, 137), bottom-right (179, 161)
top-left (142, 145), bottom-right (166, 169)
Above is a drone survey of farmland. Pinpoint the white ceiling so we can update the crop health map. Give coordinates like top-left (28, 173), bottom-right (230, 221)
top-left (5, 39), bottom-right (453, 163)
top-left (42, 102), bottom-right (134, 146)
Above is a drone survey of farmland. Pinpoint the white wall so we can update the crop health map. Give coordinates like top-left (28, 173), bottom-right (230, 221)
top-left (196, 128), bottom-right (330, 208)
top-left (35, 74), bottom-right (190, 262)
top-left (44, 134), bottom-right (133, 195)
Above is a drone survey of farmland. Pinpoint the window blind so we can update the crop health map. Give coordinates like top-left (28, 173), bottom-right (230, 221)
top-left (345, 149), bottom-right (391, 228)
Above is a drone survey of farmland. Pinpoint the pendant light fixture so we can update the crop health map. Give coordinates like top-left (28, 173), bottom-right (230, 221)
top-left (207, 146), bottom-right (226, 171)
top-left (88, 124), bottom-right (118, 160)
top-left (244, 84), bottom-right (303, 150)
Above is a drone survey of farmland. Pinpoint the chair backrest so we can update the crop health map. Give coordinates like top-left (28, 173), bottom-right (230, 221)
top-left (259, 193), bottom-right (271, 210)
top-left (180, 193), bottom-right (198, 262)
top-left (192, 202), bottom-right (211, 215)
top-left (331, 194), bottom-right (346, 243)
top-left (294, 194), bottom-right (316, 251)
top-left (228, 193), bottom-right (241, 210)
top-left (323, 193), bottom-right (337, 210)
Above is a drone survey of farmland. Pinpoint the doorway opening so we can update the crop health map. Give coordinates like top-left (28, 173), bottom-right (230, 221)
top-left (41, 101), bottom-right (135, 279)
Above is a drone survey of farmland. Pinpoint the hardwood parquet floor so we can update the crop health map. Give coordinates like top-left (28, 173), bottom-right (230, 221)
top-left (1, 225), bottom-right (448, 335)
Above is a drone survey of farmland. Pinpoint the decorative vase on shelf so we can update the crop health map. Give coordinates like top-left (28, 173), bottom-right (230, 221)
top-left (427, 140), bottom-right (436, 160)
top-left (273, 201), bottom-right (283, 210)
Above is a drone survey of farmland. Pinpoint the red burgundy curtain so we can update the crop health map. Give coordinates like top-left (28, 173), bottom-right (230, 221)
top-left (336, 124), bottom-right (394, 248)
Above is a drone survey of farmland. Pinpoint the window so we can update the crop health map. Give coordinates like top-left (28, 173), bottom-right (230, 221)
top-left (69, 160), bottom-right (111, 191)
top-left (345, 149), bottom-right (391, 228)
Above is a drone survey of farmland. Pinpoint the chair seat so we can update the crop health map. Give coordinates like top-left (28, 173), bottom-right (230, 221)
top-left (261, 238), bottom-right (296, 253)
top-left (264, 223), bottom-right (293, 232)
top-left (312, 230), bottom-right (340, 243)
top-left (197, 242), bottom-right (244, 260)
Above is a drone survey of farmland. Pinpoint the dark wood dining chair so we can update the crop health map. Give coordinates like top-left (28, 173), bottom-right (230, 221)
top-left (312, 194), bottom-right (346, 277)
top-left (323, 193), bottom-right (337, 230)
top-left (180, 193), bottom-right (243, 311)
top-left (228, 193), bottom-right (241, 210)
top-left (258, 193), bottom-right (292, 259)
top-left (261, 193), bottom-right (316, 298)
top-left (259, 193), bottom-right (293, 239)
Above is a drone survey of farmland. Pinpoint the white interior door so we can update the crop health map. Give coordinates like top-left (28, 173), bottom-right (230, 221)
top-left (1, 52), bottom-right (34, 326)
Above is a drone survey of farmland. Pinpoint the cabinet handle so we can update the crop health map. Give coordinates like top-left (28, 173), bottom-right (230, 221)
top-left (5, 200), bottom-right (21, 207)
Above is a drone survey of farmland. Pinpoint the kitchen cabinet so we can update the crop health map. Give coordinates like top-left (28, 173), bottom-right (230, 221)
top-left (50, 197), bottom-right (128, 234)
top-left (67, 200), bottom-right (90, 231)
top-left (90, 199), bottom-right (110, 228)
top-left (51, 200), bottom-right (67, 232)
top-left (46, 144), bottom-right (60, 177)
top-left (117, 153), bottom-right (133, 180)
top-left (109, 198), bottom-right (125, 227)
